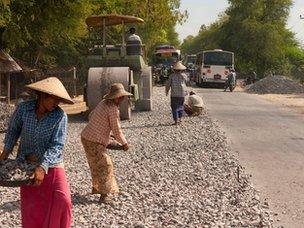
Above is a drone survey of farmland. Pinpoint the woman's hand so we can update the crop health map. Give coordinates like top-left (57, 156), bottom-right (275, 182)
top-left (0, 150), bottom-right (9, 161)
top-left (33, 166), bottom-right (45, 186)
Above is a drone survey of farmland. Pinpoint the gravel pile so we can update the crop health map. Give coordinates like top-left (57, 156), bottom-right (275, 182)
top-left (0, 159), bottom-right (35, 181)
top-left (0, 87), bottom-right (273, 227)
top-left (0, 102), bottom-right (15, 132)
top-left (246, 75), bottom-right (304, 94)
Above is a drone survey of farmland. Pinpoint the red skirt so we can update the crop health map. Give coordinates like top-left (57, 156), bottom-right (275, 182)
top-left (20, 168), bottom-right (72, 228)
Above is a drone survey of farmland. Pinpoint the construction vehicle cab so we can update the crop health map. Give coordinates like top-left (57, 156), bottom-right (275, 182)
top-left (85, 14), bottom-right (152, 119)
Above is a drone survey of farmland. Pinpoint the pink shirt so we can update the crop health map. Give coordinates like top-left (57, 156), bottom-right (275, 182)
top-left (81, 100), bottom-right (127, 146)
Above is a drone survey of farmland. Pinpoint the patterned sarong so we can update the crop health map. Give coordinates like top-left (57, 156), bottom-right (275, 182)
top-left (81, 137), bottom-right (119, 194)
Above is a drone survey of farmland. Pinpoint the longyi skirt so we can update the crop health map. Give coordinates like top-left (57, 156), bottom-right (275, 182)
top-left (81, 137), bottom-right (119, 195)
top-left (20, 168), bottom-right (72, 228)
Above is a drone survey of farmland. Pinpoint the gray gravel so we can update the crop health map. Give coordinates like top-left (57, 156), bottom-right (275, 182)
top-left (0, 102), bottom-right (15, 132)
top-left (246, 75), bottom-right (304, 94)
top-left (0, 87), bottom-right (273, 227)
top-left (0, 159), bottom-right (35, 181)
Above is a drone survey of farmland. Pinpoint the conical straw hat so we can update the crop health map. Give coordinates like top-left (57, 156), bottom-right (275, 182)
top-left (26, 77), bottom-right (74, 104)
top-left (173, 61), bottom-right (186, 70)
top-left (103, 83), bottom-right (133, 100)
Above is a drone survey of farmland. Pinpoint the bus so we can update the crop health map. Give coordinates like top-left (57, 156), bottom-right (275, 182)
top-left (195, 49), bottom-right (234, 86)
top-left (152, 45), bottom-right (181, 83)
top-left (153, 45), bottom-right (181, 67)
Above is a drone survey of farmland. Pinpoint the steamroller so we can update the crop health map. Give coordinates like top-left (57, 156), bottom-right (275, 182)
top-left (84, 14), bottom-right (153, 120)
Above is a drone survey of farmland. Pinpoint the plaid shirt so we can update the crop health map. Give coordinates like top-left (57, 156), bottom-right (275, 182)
top-left (81, 100), bottom-right (127, 146)
top-left (166, 72), bottom-right (188, 97)
top-left (4, 100), bottom-right (67, 173)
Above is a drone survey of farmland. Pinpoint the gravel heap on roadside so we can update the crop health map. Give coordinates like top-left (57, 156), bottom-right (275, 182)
top-left (0, 87), bottom-right (273, 227)
top-left (0, 102), bottom-right (15, 132)
top-left (246, 75), bottom-right (304, 94)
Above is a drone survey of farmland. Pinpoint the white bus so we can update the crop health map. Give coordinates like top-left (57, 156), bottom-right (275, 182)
top-left (195, 49), bottom-right (234, 86)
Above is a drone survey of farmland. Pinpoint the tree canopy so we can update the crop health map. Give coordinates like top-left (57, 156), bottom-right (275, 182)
top-left (181, 0), bottom-right (304, 79)
top-left (0, 0), bottom-right (187, 68)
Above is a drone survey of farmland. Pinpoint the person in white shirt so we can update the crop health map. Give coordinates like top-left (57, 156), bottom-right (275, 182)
top-left (184, 91), bottom-right (204, 116)
top-left (127, 27), bottom-right (142, 43)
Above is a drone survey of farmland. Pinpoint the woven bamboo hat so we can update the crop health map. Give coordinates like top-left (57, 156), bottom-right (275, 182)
top-left (173, 61), bottom-right (186, 70)
top-left (103, 83), bottom-right (133, 100)
top-left (26, 77), bottom-right (74, 104)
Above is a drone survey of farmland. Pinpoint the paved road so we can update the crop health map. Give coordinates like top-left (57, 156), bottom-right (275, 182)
top-left (195, 88), bottom-right (304, 227)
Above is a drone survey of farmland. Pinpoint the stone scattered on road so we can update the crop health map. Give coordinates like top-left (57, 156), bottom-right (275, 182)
top-left (0, 102), bottom-right (15, 132)
top-left (246, 75), bottom-right (304, 94)
top-left (0, 87), bottom-right (273, 227)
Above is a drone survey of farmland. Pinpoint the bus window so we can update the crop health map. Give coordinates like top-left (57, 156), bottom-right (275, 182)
top-left (203, 52), bottom-right (233, 66)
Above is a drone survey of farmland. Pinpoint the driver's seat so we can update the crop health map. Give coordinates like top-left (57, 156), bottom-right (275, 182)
top-left (126, 40), bottom-right (142, 55)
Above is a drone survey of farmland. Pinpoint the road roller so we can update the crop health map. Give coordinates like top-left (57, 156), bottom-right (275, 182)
top-left (84, 14), bottom-right (153, 120)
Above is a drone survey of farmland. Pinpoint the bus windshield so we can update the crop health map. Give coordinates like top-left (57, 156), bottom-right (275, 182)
top-left (154, 53), bottom-right (179, 66)
top-left (203, 52), bottom-right (233, 66)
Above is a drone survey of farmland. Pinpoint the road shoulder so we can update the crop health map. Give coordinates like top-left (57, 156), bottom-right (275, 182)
top-left (259, 93), bottom-right (304, 115)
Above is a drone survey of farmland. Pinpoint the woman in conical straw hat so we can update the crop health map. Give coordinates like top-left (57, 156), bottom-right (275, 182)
top-left (81, 83), bottom-right (132, 204)
top-left (0, 77), bottom-right (73, 228)
top-left (165, 61), bottom-right (188, 125)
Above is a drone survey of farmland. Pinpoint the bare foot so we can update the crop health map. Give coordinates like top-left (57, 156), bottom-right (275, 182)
top-left (99, 194), bottom-right (112, 204)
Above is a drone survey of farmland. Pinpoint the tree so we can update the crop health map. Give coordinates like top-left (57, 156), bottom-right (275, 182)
top-left (220, 0), bottom-right (294, 76)
top-left (1, 0), bottom-right (186, 67)
top-left (1, 0), bottom-right (94, 67)
top-left (181, 0), bottom-right (301, 78)
top-left (91, 0), bottom-right (187, 56)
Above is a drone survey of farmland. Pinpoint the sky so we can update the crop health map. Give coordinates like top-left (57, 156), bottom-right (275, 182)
top-left (176, 0), bottom-right (304, 45)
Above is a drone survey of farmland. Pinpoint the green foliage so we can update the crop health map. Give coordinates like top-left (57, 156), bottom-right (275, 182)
top-left (1, 0), bottom-right (186, 68)
top-left (89, 0), bottom-right (187, 56)
top-left (181, 0), bottom-right (303, 79)
top-left (286, 46), bottom-right (304, 82)
top-left (221, 0), bottom-right (294, 76)
top-left (2, 0), bottom-right (93, 67)
top-left (180, 19), bottom-right (224, 55)
top-left (0, 1), bottom-right (11, 27)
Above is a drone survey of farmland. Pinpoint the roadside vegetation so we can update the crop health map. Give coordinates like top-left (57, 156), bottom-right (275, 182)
top-left (1, 0), bottom-right (303, 82)
top-left (181, 0), bottom-right (304, 81)
top-left (0, 0), bottom-right (187, 68)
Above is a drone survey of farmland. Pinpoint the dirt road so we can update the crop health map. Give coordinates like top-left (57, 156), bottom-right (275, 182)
top-left (195, 88), bottom-right (304, 227)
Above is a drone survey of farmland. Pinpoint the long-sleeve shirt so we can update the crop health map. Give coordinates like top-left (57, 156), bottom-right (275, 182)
top-left (81, 100), bottom-right (127, 146)
top-left (165, 72), bottom-right (188, 97)
top-left (4, 100), bottom-right (67, 173)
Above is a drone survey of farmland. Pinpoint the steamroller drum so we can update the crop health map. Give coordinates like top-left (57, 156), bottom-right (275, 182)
top-left (87, 67), bottom-right (131, 120)
top-left (135, 66), bottom-right (153, 111)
